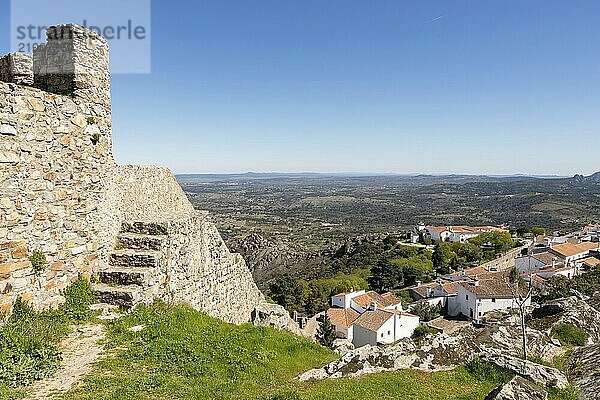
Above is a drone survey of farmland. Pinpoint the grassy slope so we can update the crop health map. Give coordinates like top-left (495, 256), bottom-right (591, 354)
top-left (63, 303), bottom-right (508, 400)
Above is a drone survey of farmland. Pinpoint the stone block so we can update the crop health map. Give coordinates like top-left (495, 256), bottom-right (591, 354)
top-left (0, 260), bottom-right (31, 274)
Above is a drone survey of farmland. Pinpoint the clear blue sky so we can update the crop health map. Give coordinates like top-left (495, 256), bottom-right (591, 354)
top-left (1, 1), bottom-right (599, 175)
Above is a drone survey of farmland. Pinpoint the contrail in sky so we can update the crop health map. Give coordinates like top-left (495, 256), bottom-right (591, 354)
top-left (425, 15), bottom-right (444, 23)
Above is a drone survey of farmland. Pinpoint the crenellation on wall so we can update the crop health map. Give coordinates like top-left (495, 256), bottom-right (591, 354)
top-left (0, 23), bottom-right (265, 324)
top-left (0, 53), bottom-right (34, 86)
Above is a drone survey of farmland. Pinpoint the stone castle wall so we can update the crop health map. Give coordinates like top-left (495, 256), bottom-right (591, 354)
top-left (0, 24), bottom-right (264, 323)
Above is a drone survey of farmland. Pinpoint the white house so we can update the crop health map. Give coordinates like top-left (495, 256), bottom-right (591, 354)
top-left (328, 290), bottom-right (403, 342)
top-left (326, 307), bottom-right (359, 341)
top-left (549, 242), bottom-right (599, 264)
top-left (515, 252), bottom-right (560, 273)
top-left (423, 225), bottom-right (507, 244)
top-left (349, 291), bottom-right (402, 314)
top-left (454, 275), bottom-right (531, 322)
top-left (331, 290), bottom-right (366, 309)
top-left (352, 309), bottom-right (420, 348)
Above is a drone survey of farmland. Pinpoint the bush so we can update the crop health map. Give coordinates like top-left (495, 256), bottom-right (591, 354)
top-left (28, 251), bottom-right (46, 275)
top-left (412, 325), bottom-right (438, 344)
top-left (550, 324), bottom-right (588, 346)
top-left (410, 301), bottom-right (442, 322)
top-left (60, 276), bottom-right (97, 323)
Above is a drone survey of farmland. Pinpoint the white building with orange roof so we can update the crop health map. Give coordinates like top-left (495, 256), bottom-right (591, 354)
top-left (422, 225), bottom-right (508, 243)
top-left (352, 308), bottom-right (420, 348)
top-left (549, 242), bottom-right (599, 263)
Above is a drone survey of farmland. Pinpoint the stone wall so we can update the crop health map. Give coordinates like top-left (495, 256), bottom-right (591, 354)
top-left (0, 24), bottom-right (264, 323)
top-left (480, 247), bottom-right (523, 272)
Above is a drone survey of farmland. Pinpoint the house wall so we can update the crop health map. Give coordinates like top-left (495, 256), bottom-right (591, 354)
top-left (376, 317), bottom-right (396, 345)
top-left (516, 256), bottom-right (546, 273)
top-left (352, 324), bottom-right (378, 348)
top-left (446, 294), bottom-right (461, 317)
top-left (393, 314), bottom-right (419, 341)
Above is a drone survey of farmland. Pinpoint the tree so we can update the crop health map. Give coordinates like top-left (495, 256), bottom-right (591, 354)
top-left (531, 227), bottom-right (546, 237)
top-left (268, 275), bottom-right (307, 314)
top-left (506, 267), bottom-right (534, 360)
top-left (432, 243), bottom-right (453, 274)
top-left (316, 314), bottom-right (337, 348)
top-left (368, 258), bottom-right (405, 292)
top-left (410, 301), bottom-right (442, 322)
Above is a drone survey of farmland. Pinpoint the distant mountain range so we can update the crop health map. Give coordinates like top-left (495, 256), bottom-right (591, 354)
top-left (175, 172), bottom-right (597, 183)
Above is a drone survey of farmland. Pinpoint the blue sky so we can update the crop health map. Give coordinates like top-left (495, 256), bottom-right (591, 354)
top-left (1, 1), bottom-right (599, 175)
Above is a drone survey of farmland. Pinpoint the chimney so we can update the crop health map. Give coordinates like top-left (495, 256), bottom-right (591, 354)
top-left (415, 280), bottom-right (422, 287)
top-left (369, 301), bottom-right (377, 311)
top-left (472, 279), bottom-right (480, 287)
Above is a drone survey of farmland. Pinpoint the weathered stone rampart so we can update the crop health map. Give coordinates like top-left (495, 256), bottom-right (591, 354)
top-left (0, 24), bottom-right (264, 323)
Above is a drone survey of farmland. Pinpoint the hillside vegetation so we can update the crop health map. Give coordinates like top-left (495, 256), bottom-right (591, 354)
top-left (59, 302), bottom-right (573, 400)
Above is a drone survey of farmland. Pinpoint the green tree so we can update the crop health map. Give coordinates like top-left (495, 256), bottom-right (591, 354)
top-left (268, 275), bottom-right (307, 314)
top-left (531, 227), bottom-right (546, 237)
top-left (316, 314), bottom-right (337, 348)
top-left (432, 242), bottom-right (453, 275)
top-left (410, 301), bottom-right (442, 322)
top-left (368, 258), bottom-right (405, 292)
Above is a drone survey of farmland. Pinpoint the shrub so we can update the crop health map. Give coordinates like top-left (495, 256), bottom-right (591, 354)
top-left (28, 251), bottom-right (46, 275)
top-left (412, 325), bottom-right (438, 344)
top-left (410, 301), bottom-right (442, 322)
top-left (550, 323), bottom-right (588, 346)
top-left (60, 276), bottom-right (97, 323)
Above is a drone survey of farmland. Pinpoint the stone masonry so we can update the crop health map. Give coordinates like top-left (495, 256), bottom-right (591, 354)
top-left (0, 24), bottom-right (264, 324)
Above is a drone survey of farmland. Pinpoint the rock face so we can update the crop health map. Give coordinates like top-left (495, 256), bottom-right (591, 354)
top-left (298, 331), bottom-right (480, 381)
top-left (543, 297), bottom-right (600, 344)
top-left (569, 344), bottom-right (600, 400)
top-left (481, 350), bottom-right (569, 389)
top-left (251, 302), bottom-right (301, 335)
top-left (0, 24), bottom-right (264, 324)
top-left (485, 376), bottom-right (548, 400)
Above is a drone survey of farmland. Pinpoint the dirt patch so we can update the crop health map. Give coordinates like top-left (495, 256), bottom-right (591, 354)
top-left (25, 324), bottom-right (105, 400)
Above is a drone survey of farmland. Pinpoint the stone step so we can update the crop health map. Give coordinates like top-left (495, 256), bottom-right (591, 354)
top-left (117, 232), bottom-right (167, 251)
top-left (98, 267), bottom-right (153, 286)
top-left (92, 283), bottom-right (141, 308)
top-left (121, 221), bottom-right (169, 236)
top-left (109, 250), bottom-right (164, 269)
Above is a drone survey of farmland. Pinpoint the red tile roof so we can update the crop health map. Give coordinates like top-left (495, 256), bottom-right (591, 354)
top-left (327, 308), bottom-right (359, 329)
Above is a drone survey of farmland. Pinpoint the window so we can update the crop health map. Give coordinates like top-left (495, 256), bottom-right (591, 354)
top-left (492, 298), bottom-right (496, 303)
top-left (381, 333), bottom-right (384, 338)
top-left (387, 330), bottom-right (391, 335)
top-left (466, 294), bottom-right (469, 300)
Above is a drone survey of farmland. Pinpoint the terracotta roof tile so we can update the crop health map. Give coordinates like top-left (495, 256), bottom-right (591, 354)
top-left (352, 291), bottom-right (395, 309)
top-left (353, 309), bottom-right (394, 331)
top-left (327, 308), bottom-right (359, 328)
top-left (551, 242), bottom-right (599, 258)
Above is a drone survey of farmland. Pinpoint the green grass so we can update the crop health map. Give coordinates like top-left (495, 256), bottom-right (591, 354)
top-left (63, 302), bottom-right (513, 400)
top-left (550, 323), bottom-right (589, 346)
top-left (0, 276), bottom-right (97, 398)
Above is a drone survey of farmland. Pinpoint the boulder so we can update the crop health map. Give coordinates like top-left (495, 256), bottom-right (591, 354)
top-left (481, 350), bottom-right (569, 389)
top-left (485, 376), bottom-right (547, 400)
top-left (251, 302), bottom-right (302, 336)
top-left (332, 338), bottom-right (354, 356)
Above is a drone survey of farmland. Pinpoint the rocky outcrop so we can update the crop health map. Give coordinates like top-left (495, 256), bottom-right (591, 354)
top-left (569, 344), bottom-right (600, 400)
top-left (332, 339), bottom-right (354, 356)
top-left (485, 376), bottom-right (547, 400)
top-left (298, 331), bottom-right (480, 381)
top-left (480, 350), bottom-right (569, 389)
top-left (543, 297), bottom-right (600, 344)
top-left (251, 302), bottom-right (302, 335)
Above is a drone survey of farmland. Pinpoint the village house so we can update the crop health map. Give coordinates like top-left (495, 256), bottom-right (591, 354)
top-left (352, 308), bottom-right (420, 348)
top-left (327, 290), bottom-right (418, 347)
top-left (549, 242), bottom-right (599, 264)
top-left (452, 275), bottom-right (530, 322)
top-left (414, 225), bottom-right (507, 244)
